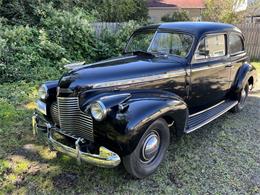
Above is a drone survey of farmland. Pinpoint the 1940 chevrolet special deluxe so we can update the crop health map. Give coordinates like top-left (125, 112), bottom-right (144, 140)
top-left (32, 22), bottom-right (257, 178)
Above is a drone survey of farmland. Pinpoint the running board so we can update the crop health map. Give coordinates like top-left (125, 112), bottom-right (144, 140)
top-left (185, 100), bottom-right (238, 134)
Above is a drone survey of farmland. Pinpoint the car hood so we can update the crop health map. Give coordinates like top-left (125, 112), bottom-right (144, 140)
top-left (58, 55), bottom-right (185, 93)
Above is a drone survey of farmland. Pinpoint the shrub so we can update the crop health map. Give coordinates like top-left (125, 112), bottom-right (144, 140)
top-left (0, 7), bottom-right (96, 83)
top-left (161, 10), bottom-right (191, 22)
top-left (95, 0), bottom-right (148, 22)
top-left (96, 21), bottom-right (141, 59)
top-left (0, 0), bottom-right (148, 26)
top-left (0, 7), bottom-right (141, 83)
top-left (40, 7), bottom-right (96, 62)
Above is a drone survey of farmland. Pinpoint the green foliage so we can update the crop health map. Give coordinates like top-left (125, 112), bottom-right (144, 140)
top-left (161, 10), bottom-right (191, 22)
top-left (0, 23), bottom-right (63, 82)
top-left (40, 7), bottom-right (97, 61)
top-left (202, 0), bottom-right (242, 24)
top-left (95, 0), bottom-right (148, 22)
top-left (96, 21), bottom-right (141, 59)
top-left (0, 0), bottom-right (50, 26)
top-left (0, 6), bottom-right (140, 83)
top-left (0, 1), bottom-right (145, 83)
top-left (0, 0), bottom-right (90, 26)
top-left (0, 0), bottom-right (148, 25)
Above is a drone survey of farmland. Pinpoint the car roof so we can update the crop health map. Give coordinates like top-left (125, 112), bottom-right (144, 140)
top-left (137, 22), bottom-right (242, 37)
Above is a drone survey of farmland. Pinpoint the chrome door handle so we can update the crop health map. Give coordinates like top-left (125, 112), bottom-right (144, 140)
top-left (225, 63), bottom-right (234, 67)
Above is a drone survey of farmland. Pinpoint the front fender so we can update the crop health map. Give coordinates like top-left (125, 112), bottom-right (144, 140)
top-left (90, 91), bottom-right (188, 155)
top-left (118, 95), bottom-right (188, 155)
top-left (125, 97), bottom-right (188, 136)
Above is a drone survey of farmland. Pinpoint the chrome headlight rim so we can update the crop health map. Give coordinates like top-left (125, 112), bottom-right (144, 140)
top-left (90, 101), bottom-right (107, 121)
top-left (38, 84), bottom-right (49, 100)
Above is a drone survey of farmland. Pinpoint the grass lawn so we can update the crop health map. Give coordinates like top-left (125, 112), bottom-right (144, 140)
top-left (0, 62), bottom-right (260, 194)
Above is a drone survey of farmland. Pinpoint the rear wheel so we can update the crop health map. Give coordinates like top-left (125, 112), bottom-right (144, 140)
top-left (231, 83), bottom-right (249, 113)
top-left (123, 118), bottom-right (170, 179)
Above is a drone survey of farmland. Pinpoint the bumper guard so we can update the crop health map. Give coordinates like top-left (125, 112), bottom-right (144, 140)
top-left (32, 113), bottom-right (121, 168)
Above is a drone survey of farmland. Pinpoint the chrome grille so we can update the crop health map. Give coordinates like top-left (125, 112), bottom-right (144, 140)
top-left (51, 97), bottom-right (94, 142)
top-left (50, 102), bottom-right (59, 125)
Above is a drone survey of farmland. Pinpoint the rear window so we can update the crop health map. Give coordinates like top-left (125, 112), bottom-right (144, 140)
top-left (229, 33), bottom-right (244, 54)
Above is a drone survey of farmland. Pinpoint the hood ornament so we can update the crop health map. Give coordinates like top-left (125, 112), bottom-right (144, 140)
top-left (64, 61), bottom-right (85, 70)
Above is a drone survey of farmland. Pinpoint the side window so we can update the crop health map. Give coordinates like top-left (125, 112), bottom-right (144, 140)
top-left (149, 32), bottom-right (193, 57)
top-left (229, 33), bottom-right (244, 54)
top-left (195, 34), bottom-right (226, 60)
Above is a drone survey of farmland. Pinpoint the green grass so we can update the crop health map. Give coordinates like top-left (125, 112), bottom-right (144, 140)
top-left (0, 64), bottom-right (260, 194)
top-left (252, 61), bottom-right (260, 74)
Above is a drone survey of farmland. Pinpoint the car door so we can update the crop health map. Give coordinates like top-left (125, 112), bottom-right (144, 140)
top-left (188, 33), bottom-right (231, 112)
top-left (228, 32), bottom-right (247, 84)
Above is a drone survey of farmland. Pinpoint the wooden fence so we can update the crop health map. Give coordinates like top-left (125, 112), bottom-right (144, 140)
top-left (236, 23), bottom-right (260, 60)
top-left (91, 22), bottom-right (124, 36)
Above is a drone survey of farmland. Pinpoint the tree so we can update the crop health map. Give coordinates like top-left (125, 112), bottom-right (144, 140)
top-left (95, 0), bottom-right (148, 22)
top-left (161, 10), bottom-right (191, 22)
top-left (202, 0), bottom-right (242, 24)
top-left (243, 0), bottom-right (260, 19)
top-left (0, 0), bottom-right (148, 25)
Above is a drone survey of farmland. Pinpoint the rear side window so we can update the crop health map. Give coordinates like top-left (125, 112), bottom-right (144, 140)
top-left (195, 34), bottom-right (226, 60)
top-left (229, 33), bottom-right (244, 54)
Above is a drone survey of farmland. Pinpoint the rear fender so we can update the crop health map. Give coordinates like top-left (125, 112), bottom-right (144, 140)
top-left (232, 63), bottom-right (255, 93)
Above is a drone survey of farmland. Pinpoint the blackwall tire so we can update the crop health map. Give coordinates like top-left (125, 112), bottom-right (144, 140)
top-left (123, 118), bottom-right (170, 179)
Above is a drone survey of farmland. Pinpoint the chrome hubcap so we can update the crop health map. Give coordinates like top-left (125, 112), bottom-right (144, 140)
top-left (142, 131), bottom-right (160, 163)
top-left (239, 88), bottom-right (247, 106)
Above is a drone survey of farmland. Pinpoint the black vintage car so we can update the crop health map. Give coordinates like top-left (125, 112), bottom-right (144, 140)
top-left (33, 22), bottom-right (257, 178)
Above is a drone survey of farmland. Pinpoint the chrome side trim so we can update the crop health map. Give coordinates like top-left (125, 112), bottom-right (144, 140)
top-left (81, 56), bottom-right (137, 69)
top-left (92, 70), bottom-right (186, 89)
top-left (185, 101), bottom-right (238, 134)
top-left (192, 63), bottom-right (229, 73)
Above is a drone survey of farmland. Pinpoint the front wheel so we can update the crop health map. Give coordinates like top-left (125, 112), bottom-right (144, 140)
top-left (123, 118), bottom-right (170, 179)
top-left (231, 83), bottom-right (249, 113)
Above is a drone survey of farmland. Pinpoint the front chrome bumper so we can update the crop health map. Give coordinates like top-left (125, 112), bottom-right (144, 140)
top-left (32, 113), bottom-right (121, 168)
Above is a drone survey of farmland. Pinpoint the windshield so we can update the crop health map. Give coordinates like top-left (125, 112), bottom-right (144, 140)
top-left (125, 30), bottom-right (193, 58)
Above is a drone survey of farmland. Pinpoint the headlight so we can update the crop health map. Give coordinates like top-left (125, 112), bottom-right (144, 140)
top-left (90, 101), bottom-right (107, 121)
top-left (38, 84), bottom-right (48, 100)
